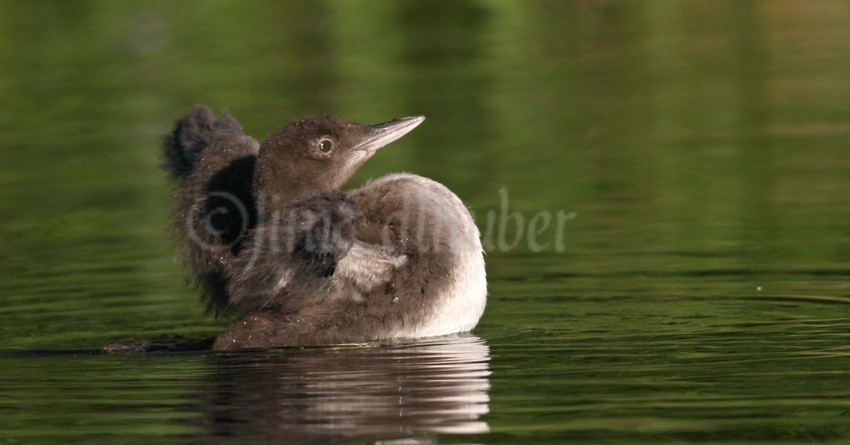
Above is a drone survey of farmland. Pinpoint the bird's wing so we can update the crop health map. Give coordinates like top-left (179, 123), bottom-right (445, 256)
top-left (223, 190), bottom-right (410, 313)
top-left (335, 241), bottom-right (408, 293)
top-left (163, 105), bottom-right (260, 315)
top-left (225, 191), bottom-right (368, 313)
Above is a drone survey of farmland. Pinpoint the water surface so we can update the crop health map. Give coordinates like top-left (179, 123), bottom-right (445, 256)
top-left (1, 1), bottom-right (849, 443)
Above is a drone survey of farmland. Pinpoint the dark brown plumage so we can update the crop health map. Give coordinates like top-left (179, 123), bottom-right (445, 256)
top-left (162, 106), bottom-right (486, 350)
top-left (163, 105), bottom-right (259, 314)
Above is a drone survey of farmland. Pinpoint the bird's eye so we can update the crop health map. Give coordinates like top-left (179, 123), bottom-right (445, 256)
top-left (317, 137), bottom-right (334, 154)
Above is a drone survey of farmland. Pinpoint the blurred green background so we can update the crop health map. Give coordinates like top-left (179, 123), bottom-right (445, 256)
top-left (1, 1), bottom-right (849, 443)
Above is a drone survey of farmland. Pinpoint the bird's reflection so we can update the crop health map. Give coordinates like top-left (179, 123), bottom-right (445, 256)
top-left (190, 334), bottom-right (490, 441)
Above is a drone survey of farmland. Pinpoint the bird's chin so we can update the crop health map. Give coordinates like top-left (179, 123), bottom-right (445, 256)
top-left (347, 149), bottom-right (372, 169)
top-left (351, 148), bottom-right (372, 160)
top-left (335, 151), bottom-right (371, 187)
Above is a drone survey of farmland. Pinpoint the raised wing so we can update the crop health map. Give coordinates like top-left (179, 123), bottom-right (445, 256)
top-left (163, 105), bottom-right (260, 315)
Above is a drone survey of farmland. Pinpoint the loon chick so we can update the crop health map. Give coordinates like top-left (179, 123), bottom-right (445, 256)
top-left (163, 106), bottom-right (486, 350)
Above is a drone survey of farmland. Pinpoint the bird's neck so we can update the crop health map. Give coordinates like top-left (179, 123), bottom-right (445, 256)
top-left (253, 166), bottom-right (316, 222)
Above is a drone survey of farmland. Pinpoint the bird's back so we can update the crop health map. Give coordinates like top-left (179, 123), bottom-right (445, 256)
top-left (351, 173), bottom-right (487, 339)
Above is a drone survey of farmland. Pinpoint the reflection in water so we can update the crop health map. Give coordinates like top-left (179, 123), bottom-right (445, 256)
top-left (1, 2), bottom-right (849, 443)
top-left (190, 334), bottom-right (490, 441)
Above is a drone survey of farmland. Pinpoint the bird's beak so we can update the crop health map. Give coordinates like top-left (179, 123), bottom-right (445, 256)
top-left (354, 116), bottom-right (426, 154)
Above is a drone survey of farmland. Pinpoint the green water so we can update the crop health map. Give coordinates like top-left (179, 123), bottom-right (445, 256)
top-left (2, 1), bottom-right (849, 443)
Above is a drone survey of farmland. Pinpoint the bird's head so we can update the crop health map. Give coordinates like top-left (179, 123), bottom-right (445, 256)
top-left (255, 115), bottom-right (425, 211)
